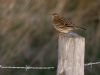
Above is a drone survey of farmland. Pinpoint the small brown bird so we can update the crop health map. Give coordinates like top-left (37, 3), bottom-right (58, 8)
top-left (52, 13), bottom-right (85, 33)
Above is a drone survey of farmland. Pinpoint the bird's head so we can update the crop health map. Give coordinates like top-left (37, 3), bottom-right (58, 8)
top-left (51, 13), bottom-right (60, 20)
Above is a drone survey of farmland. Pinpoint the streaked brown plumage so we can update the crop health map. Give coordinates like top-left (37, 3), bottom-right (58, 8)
top-left (52, 13), bottom-right (85, 33)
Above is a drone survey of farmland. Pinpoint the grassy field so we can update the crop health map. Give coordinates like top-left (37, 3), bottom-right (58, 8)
top-left (0, 0), bottom-right (100, 75)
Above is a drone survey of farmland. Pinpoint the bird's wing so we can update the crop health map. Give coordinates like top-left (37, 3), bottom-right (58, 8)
top-left (64, 18), bottom-right (86, 30)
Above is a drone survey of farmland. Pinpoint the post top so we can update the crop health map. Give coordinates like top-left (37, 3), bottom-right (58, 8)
top-left (59, 32), bottom-right (84, 38)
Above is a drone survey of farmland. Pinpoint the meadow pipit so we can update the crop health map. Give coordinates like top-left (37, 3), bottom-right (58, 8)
top-left (52, 13), bottom-right (85, 33)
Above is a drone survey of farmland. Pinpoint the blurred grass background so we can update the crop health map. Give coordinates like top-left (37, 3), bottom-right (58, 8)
top-left (0, 0), bottom-right (100, 75)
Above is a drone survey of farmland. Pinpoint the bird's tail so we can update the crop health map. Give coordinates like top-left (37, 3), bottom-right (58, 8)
top-left (66, 25), bottom-right (86, 30)
top-left (75, 26), bottom-right (86, 30)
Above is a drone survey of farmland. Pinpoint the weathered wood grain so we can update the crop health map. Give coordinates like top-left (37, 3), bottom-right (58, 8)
top-left (57, 32), bottom-right (85, 75)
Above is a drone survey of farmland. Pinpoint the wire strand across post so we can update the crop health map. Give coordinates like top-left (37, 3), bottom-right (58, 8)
top-left (57, 32), bottom-right (85, 75)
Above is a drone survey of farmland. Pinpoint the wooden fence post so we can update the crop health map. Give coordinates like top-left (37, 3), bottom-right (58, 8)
top-left (57, 32), bottom-right (85, 75)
